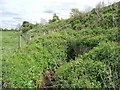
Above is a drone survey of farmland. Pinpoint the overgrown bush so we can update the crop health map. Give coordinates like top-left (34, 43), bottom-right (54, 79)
top-left (56, 41), bottom-right (120, 88)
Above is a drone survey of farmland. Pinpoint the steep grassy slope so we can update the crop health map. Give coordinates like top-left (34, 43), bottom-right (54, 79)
top-left (2, 2), bottom-right (120, 89)
top-left (2, 27), bottom-right (119, 88)
top-left (2, 29), bottom-right (77, 87)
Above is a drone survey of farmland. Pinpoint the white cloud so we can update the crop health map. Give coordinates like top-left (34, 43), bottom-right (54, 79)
top-left (0, 0), bottom-right (119, 29)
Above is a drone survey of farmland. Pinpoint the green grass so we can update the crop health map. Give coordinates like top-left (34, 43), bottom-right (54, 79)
top-left (2, 31), bottom-right (27, 57)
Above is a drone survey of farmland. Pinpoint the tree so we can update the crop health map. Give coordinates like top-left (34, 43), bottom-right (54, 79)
top-left (49, 13), bottom-right (60, 23)
top-left (70, 8), bottom-right (81, 17)
top-left (21, 21), bottom-right (31, 33)
top-left (21, 21), bottom-right (36, 33)
top-left (19, 21), bottom-right (33, 46)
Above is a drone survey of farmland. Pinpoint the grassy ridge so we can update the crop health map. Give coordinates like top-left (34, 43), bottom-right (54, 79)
top-left (2, 2), bottom-right (120, 88)
top-left (2, 29), bottom-right (77, 87)
top-left (28, 2), bottom-right (119, 42)
top-left (2, 27), bottom-right (120, 88)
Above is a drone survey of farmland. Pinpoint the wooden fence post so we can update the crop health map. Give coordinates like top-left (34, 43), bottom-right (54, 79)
top-left (18, 31), bottom-right (21, 48)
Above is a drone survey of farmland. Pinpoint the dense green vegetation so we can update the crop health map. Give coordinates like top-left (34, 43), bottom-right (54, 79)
top-left (2, 1), bottom-right (120, 89)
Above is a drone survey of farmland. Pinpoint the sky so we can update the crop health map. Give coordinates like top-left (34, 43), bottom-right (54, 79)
top-left (0, 0), bottom-right (119, 29)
